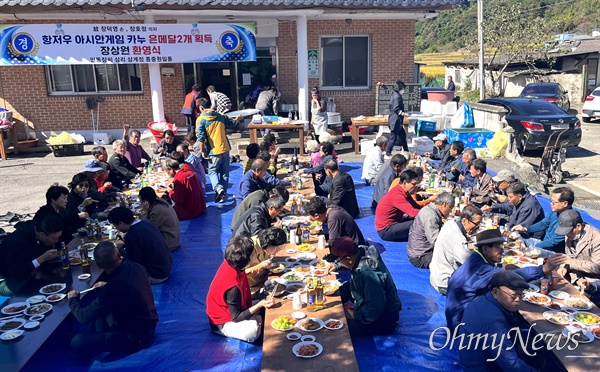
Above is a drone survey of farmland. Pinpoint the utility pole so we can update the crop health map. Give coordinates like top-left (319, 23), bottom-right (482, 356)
top-left (478, 0), bottom-right (485, 99)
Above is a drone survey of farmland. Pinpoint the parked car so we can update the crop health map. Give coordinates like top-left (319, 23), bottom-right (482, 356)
top-left (581, 86), bottom-right (600, 123)
top-left (478, 98), bottom-right (581, 153)
top-left (518, 82), bottom-right (570, 112)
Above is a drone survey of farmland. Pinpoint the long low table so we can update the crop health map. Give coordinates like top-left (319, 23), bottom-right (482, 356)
top-left (0, 236), bottom-right (105, 370)
top-left (518, 274), bottom-right (600, 372)
top-left (248, 122), bottom-right (307, 155)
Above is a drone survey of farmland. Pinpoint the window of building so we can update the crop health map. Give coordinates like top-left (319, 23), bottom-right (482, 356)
top-left (320, 35), bottom-right (370, 89)
top-left (46, 64), bottom-right (142, 94)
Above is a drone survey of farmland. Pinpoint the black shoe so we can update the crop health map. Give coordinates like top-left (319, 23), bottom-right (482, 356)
top-left (218, 193), bottom-right (227, 203)
top-left (214, 190), bottom-right (224, 203)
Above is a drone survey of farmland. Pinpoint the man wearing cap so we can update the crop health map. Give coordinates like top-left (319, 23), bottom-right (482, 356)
top-left (425, 133), bottom-right (451, 165)
top-left (555, 209), bottom-right (600, 283)
top-left (512, 187), bottom-right (574, 252)
top-left (329, 237), bottom-right (402, 336)
top-left (491, 169), bottom-right (517, 204)
top-left (445, 229), bottom-right (566, 331)
top-left (458, 271), bottom-right (538, 371)
top-left (362, 136), bottom-right (388, 186)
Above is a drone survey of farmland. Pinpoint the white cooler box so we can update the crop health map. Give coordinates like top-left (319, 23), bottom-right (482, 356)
top-left (412, 136), bottom-right (434, 156)
top-left (360, 139), bottom-right (374, 155)
top-left (93, 132), bottom-right (113, 145)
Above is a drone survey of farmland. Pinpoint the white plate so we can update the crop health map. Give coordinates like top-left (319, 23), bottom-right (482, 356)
top-left (26, 295), bottom-right (46, 305)
top-left (563, 298), bottom-right (593, 311)
top-left (292, 341), bottom-right (323, 358)
top-left (296, 252), bottom-right (317, 261)
top-left (78, 274), bottom-right (91, 280)
top-left (0, 318), bottom-right (26, 332)
top-left (225, 109), bottom-right (260, 118)
top-left (0, 329), bottom-right (24, 340)
top-left (286, 283), bottom-right (305, 293)
top-left (524, 293), bottom-right (551, 306)
top-left (1, 302), bottom-right (29, 316)
top-left (295, 244), bottom-right (315, 253)
top-left (281, 272), bottom-right (305, 283)
top-left (28, 314), bottom-right (44, 322)
top-left (23, 321), bottom-right (39, 330)
top-left (301, 335), bottom-right (316, 342)
top-left (296, 318), bottom-right (324, 332)
top-left (39, 283), bottom-right (67, 295)
top-left (549, 290), bottom-right (570, 300)
top-left (544, 302), bottom-right (566, 311)
top-left (24, 303), bottom-right (53, 317)
top-left (286, 332), bottom-right (302, 341)
top-left (292, 311), bottom-right (306, 320)
top-left (524, 284), bottom-right (539, 294)
top-left (45, 293), bottom-right (66, 303)
top-left (285, 248), bottom-right (296, 254)
top-left (562, 327), bottom-right (595, 343)
top-left (309, 260), bottom-right (328, 269)
top-left (324, 318), bottom-right (344, 330)
top-left (291, 265), bottom-right (312, 275)
top-left (542, 310), bottom-right (571, 325)
top-left (271, 317), bottom-right (296, 332)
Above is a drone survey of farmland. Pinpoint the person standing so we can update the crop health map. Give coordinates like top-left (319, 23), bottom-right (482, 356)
top-left (255, 87), bottom-right (279, 116)
top-left (446, 76), bottom-right (455, 91)
top-left (310, 87), bottom-right (328, 140)
top-left (122, 124), bottom-right (151, 170)
top-left (386, 80), bottom-right (409, 155)
top-left (206, 85), bottom-right (232, 114)
top-left (181, 84), bottom-right (201, 133)
top-left (196, 97), bottom-right (243, 203)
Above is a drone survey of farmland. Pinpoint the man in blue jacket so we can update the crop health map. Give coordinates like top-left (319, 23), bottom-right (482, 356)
top-left (445, 229), bottom-right (566, 331)
top-left (371, 154), bottom-right (407, 207)
top-left (512, 187), bottom-right (574, 252)
top-left (488, 182), bottom-right (545, 236)
top-left (236, 159), bottom-right (269, 205)
top-left (458, 271), bottom-right (537, 371)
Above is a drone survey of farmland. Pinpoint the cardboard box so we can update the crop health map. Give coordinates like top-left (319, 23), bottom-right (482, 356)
top-left (444, 128), bottom-right (494, 149)
top-left (412, 136), bottom-right (434, 155)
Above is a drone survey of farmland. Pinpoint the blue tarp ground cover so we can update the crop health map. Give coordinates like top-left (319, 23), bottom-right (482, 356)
top-left (23, 162), bottom-right (600, 371)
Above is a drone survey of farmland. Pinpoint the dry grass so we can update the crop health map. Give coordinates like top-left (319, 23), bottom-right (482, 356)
top-left (416, 52), bottom-right (477, 78)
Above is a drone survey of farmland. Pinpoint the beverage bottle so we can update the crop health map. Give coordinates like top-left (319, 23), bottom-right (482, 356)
top-left (302, 226), bottom-right (310, 242)
top-left (80, 245), bottom-right (91, 275)
top-left (297, 176), bottom-right (303, 190)
top-left (307, 279), bottom-right (317, 312)
top-left (292, 148), bottom-right (298, 172)
top-left (86, 219), bottom-right (93, 237)
top-left (283, 225), bottom-right (290, 243)
top-left (291, 199), bottom-right (297, 215)
top-left (295, 225), bottom-right (303, 245)
top-left (315, 278), bottom-right (325, 310)
top-left (288, 111), bottom-right (293, 120)
top-left (94, 223), bottom-right (102, 242)
top-left (60, 242), bottom-right (70, 270)
top-left (429, 173), bottom-right (436, 188)
top-left (294, 111), bottom-right (298, 121)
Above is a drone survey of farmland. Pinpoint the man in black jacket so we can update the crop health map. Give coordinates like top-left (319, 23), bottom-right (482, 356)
top-left (231, 196), bottom-right (284, 237)
top-left (68, 241), bottom-right (158, 355)
top-left (0, 215), bottom-right (63, 295)
top-left (108, 140), bottom-right (141, 185)
top-left (324, 159), bottom-right (359, 217)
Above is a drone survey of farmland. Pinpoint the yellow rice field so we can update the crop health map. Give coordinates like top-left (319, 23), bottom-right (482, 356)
top-left (416, 52), bottom-right (477, 78)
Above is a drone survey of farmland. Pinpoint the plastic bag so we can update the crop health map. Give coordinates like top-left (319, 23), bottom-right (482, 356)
top-left (46, 131), bottom-right (84, 145)
top-left (487, 130), bottom-right (509, 158)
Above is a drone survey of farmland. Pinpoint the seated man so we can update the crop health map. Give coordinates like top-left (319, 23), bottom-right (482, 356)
top-left (425, 133), bottom-right (451, 164)
top-left (153, 129), bottom-right (182, 156)
top-left (375, 169), bottom-right (422, 242)
top-left (301, 141), bottom-right (336, 197)
top-left (67, 241), bottom-right (158, 355)
top-left (256, 151), bottom-right (290, 189)
top-left (236, 159), bottom-right (269, 205)
top-left (108, 207), bottom-right (172, 284)
top-left (490, 182), bottom-right (545, 233)
top-left (361, 136), bottom-right (387, 186)
top-left (231, 186), bottom-right (289, 232)
top-left (430, 204), bottom-right (483, 295)
top-left (325, 159), bottom-right (359, 218)
top-left (490, 169), bottom-right (517, 206)
top-left (123, 124), bottom-right (151, 170)
top-left (371, 154), bottom-right (407, 208)
top-left (446, 229), bottom-right (564, 331)
top-left (92, 146), bottom-right (123, 189)
top-left (556, 210), bottom-right (600, 284)
top-left (109, 140), bottom-right (141, 185)
top-left (407, 192), bottom-right (455, 269)
top-left (329, 237), bottom-right (402, 336)
top-left (232, 196), bottom-right (285, 237)
top-left (0, 215), bottom-right (62, 295)
top-left (242, 143), bottom-right (260, 174)
top-left (306, 197), bottom-right (366, 246)
top-left (438, 140), bottom-right (463, 173)
top-left (458, 271), bottom-right (539, 371)
top-left (512, 187), bottom-right (574, 252)
top-left (163, 158), bottom-right (206, 220)
top-left (447, 147), bottom-right (477, 187)
top-left (33, 184), bottom-right (72, 240)
top-left (467, 158), bottom-right (494, 208)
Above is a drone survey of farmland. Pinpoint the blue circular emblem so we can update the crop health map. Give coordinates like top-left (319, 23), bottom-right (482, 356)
top-left (12, 33), bottom-right (36, 54)
top-left (219, 31), bottom-right (241, 52)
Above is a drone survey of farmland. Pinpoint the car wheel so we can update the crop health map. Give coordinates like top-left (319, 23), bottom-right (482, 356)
top-left (539, 174), bottom-right (549, 185)
top-left (582, 116), bottom-right (591, 123)
top-left (563, 171), bottom-right (570, 179)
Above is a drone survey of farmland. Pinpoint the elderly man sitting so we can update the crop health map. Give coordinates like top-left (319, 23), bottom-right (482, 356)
top-left (406, 192), bottom-right (454, 269)
top-left (556, 210), bottom-right (600, 284)
top-left (484, 182), bottom-right (545, 232)
top-left (466, 158), bottom-right (494, 208)
top-left (445, 229), bottom-right (566, 331)
top-left (232, 196), bottom-right (285, 237)
top-left (123, 124), bottom-right (151, 170)
top-left (109, 139), bottom-right (141, 185)
top-left (236, 159), bottom-right (269, 204)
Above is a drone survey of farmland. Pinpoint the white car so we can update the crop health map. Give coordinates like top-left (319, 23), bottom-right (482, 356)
top-left (582, 86), bottom-right (600, 122)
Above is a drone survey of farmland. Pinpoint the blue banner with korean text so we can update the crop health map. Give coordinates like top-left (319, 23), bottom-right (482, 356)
top-left (0, 23), bottom-right (256, 65)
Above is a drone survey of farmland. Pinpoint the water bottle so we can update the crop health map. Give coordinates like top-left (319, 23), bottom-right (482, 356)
top-left (288, 111), bottom-right (293, 120)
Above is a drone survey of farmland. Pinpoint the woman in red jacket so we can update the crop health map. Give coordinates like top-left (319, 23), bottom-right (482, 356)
top-left (163, 159), bottom-right (206, 220)
top-left (206, 236), bottom-right (274, 343)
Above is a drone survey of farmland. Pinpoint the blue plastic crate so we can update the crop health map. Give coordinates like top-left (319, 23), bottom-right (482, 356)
top-left (417, 120), bottom-right (437, 133)
top-left (444, 128), bottom-right (494, 148)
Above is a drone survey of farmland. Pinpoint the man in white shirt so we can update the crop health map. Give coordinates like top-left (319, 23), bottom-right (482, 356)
top-left (362, 136), bottom-right (388, 186)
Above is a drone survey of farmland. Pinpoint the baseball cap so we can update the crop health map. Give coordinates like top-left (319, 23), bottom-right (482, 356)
top-left (432, 133), bottom-right (447, 141)
top-left (474, 229), bottom-right (505, 247)
top-left (80, 159), bottom-right (105, 173)
top-left (555, 209), bottom-right (583, 235)
top-left (489, 270), bottom-right (530, 290)
top-left (492, 170), bottom-right (516, 183)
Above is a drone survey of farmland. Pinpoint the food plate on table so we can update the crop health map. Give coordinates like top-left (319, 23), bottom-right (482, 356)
top-left (589, 327), bottom-right (600, 340)
top-left (0, 318), bottom-right (26, 332)
top-left (24, 303), bottom-right (52, 316)
top-left (296, 252), bottom-right (317, 261)
top-left (324, 319), bottom-right (344, 330)
top-left (1, 302), bottom-right (29, 316)
top-left (26, 295), bottom-right (46, 305)
top-left (563, 298), bottom-right (593, 311)
top-left (562, 327), bottom-right (594, 343)
top-left (571, 311), bottom-right (600, 326)
top-left (292, 311), bottom-right (306, 320)
top-left (293, 341), bottom-right (323, 358)
top-left (78, 242), bottom-right (97, 251)
top-left (524, 284), bottom-right (539, 293)
top-left (281, 272), bottom-right (305, 283)
top-left (285, 248), bottom-right (296, 254)
top-left (545, 302), bottom-right (566, 311)
top-left (309, 260), bottom-right (328, 268)
top-left (311, 268), bottom-right (326, 277)
top-left (78, 273), bottom-right (91, 280)
top-left (323, 280), bottom-right (341, 295)
top-left (292, 265), bottom-right (312, 274)
top-left (542, 310), bottom-right (571, 325)
top-left (45, 293), bottom-right (66, 303)
top-left (287, 332), bottom-right (302, 341)
top-left (549, 290), bottom-right (570, 300)
top-left (503, 256), bottom-right (519, 265)
top-left (268, 263), bottom-right (286, 274)
top-left (23, 321), bottom-right (39, 330)
top-left (0, 329), bottom-right (24, 341)
top-left (264, 281), bottom-right (287, 297)
top-left (271, 315), bottom-right (296, 331)
top-left (39, 283), bottom-right (66, 295)
top-left (297, 318), bottom-right (324, 332)
top-left (29, 314), bottom-right (44, 322)
top-left (524, 293), bottom-right (551, 306)
top-left (286, 283), bottom-right (305, 293)
top-left (296, 243), bottom-right (315, 252)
